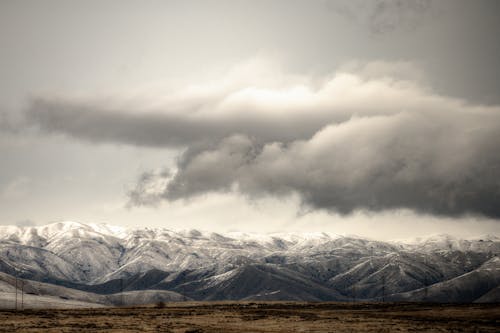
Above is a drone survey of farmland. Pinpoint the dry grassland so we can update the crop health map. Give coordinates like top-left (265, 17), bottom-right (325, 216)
top-left (0, 302), bottom-right (498, 332)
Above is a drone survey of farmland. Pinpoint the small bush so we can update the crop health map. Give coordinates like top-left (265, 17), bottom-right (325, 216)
top-left (156, 301), bottom-right (166, 308)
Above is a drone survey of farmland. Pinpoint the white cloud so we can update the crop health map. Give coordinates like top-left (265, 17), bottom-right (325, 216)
top-left (23, 59), bottom-right (500, 218)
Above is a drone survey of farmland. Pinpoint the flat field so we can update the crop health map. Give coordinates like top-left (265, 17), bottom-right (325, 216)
top-left (0, 302), bottom-right (498, 332)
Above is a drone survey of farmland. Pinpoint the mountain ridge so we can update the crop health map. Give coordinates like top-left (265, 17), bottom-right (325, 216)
top-left (0, 221), bottom-right (498, 306)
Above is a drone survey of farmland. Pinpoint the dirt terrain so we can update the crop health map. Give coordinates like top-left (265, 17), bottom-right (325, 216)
top-left (0, 302), bottom-right (498, 332)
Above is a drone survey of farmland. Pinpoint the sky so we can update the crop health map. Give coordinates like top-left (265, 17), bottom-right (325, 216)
top-left (1, 0), bottom-right (500, 239)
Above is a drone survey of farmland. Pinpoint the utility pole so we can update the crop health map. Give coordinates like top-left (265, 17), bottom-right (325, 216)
top-left (381, 274), bottom-right (386, 303)
top-left (21, 280), bottom-right (24, 311)
top-left (120, 278), bottom-right (124, 306)
top-left (423, 254), bottom-right (428, 302)
top-left (14, 268), bottom-right (18, 310)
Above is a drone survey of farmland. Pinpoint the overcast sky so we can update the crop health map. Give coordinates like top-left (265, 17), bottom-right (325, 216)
top-left (1, 0), bottom-right (499, 239)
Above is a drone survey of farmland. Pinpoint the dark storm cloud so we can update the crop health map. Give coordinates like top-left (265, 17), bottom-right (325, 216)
top-left (126, 168), bottom-right (171, 207)
top-left (24, 63), bottom-right (500, 218)
top-left (27, 95), bottom-right (329, 147)
top-left (328, 0), bottom-right (433, 35)
top-left (129, 110), bottom-right (500, 218)
top-left (27, 97), bottom-right (217, 147)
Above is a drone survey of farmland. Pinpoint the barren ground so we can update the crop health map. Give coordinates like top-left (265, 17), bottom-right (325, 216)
top-left (0, 302), bottom-right (498, 332)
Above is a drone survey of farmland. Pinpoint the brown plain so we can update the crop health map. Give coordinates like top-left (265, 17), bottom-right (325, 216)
top-left (0, 302), bottom-right (498, 333)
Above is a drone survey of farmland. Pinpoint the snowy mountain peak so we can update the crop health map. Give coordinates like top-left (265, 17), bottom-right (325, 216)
top-left (1, 221), bottom-right (497, 250)
top-left (0, 221), bottom-right (498, 303)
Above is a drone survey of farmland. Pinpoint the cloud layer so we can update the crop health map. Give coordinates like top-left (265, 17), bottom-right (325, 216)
top-left (23, 61), bottom-right (500, 218)
top-left (25, 61), bottom-right (429, 147)
top-left (328, 0), bottom-right (433, 35)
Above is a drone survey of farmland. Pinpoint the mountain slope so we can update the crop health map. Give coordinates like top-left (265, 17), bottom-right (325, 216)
top-left (388, 257), bottom-right (500, 303)
top-left (0, 271), bottom-right (189, 308)
top-left (0, 222), bottom-right (498, 305)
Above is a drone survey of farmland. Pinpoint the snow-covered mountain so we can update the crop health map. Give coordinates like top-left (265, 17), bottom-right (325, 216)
top-left (0, 221), bottom-right (498, 306)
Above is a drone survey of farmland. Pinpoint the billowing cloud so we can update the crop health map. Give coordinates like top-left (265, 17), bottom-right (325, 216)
top-left (25, 60), bottom-right (430, 147)
top-left (24, 60), bottom-right (500, 218)
top-left (129, 110), bottom-right (500, 217)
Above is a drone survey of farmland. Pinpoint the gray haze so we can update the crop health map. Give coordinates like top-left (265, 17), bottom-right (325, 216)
top-left (0, 0), bottom-right (499, 238)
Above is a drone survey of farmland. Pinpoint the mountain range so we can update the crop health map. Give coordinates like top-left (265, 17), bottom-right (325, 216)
top-left (0, 221), bottom-right (498, 308)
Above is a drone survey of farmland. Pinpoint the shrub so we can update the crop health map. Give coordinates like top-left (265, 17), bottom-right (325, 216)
top-left (156, 301), bottom-right (166, 308)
